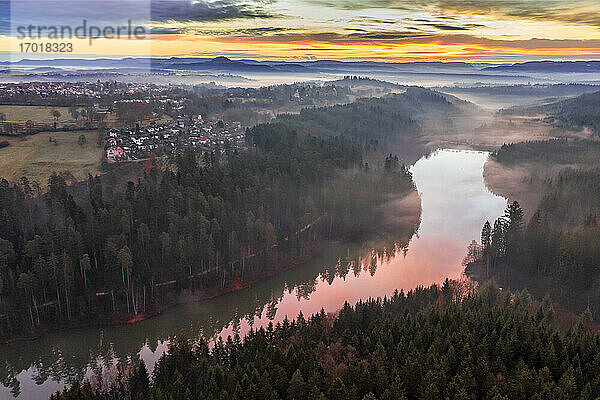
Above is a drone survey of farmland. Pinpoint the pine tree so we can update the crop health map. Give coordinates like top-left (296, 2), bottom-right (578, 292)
top-left (287, 369), bottom-right (307, 400)
top-left (130, 360), bottom-right (150, 399)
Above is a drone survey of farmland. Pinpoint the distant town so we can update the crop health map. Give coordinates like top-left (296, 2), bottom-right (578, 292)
top-left (0, 81), bottom-right (169, 100)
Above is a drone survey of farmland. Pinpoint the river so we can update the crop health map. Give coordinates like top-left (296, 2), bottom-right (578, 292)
top-left (0, 149), bottom-right (507, 400)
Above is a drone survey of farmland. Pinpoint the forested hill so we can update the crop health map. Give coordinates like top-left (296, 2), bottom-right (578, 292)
top-left (51, 282), bottom-right (600, 400)
top-left (503, 91), bottom-right (600, 135)
top-left (492, 139), bottom-right (600, 168)
top-left (274, 87), bottom-right (477, 152)
top-left (327, 76), bottom-right (407, 92)
top-left (489, 139), bottom-right (600, 229)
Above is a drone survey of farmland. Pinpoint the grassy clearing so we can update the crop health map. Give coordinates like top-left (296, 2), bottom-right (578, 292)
top-left (0, 130), bottom-right (103, 185)
top-left (0, 105), bottom-right (73, 124)
top-left (0, 105), bottom-right (121, 129)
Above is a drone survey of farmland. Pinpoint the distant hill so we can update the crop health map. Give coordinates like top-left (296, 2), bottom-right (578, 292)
top-left (162, 56), bottom-right (278, 73)
top-left (328, 76), bottom-right (407, 90)
top-left (485, 61), bottom-right (600, 73)
top-left (8, 57), bottom-right (153, 68)
top-left (505, 90), bottom-right (600, 134)
top-left (154, 57), bottom-right (484, 74)
top-left (6, 56), bottom-right (487, 75)
top-left (9, 57), bottom-right (600, 75)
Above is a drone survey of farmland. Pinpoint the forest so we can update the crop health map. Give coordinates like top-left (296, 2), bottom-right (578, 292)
top-left (492, 139), bottom-right (600, 167)
top-left (0, 121), bottom-right (416, 340)
top-left (50, 282), bottom-right (600, 400)
top-left (468, 140), bottom-right (600, 319)
top-left (274, 87), bottom-right (472, 151)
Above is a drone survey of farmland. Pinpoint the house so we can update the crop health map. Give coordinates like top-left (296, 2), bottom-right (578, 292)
top-left (106, 146), bottom-right (125, 160)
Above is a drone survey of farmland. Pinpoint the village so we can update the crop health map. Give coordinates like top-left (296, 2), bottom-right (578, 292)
top-left (0, 81), bottom-right (167, 100)
top-left (0, 80), bottom-right (193, 135)
top-left (105, 115), bottom-right (245, 162)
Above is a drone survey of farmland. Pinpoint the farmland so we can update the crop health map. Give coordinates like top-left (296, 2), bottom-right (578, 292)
top-left (0, 130), bottom-right (103, 185)
top-left (0, 105), bottom-right (73, 124)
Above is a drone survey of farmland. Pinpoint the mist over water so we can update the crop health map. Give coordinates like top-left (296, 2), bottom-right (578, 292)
top-left (0, 149), bottom-right (507, 400)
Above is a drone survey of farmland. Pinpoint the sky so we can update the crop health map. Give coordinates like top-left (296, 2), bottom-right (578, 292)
top-left (2, 0), bottom-right (600, 62)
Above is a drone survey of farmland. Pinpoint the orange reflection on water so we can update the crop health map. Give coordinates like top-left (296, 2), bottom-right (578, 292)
top-left (218, 150), bottom-right (507, 340)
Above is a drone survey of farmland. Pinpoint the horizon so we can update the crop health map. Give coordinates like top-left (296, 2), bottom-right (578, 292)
top-left (6, 55), bottom-right (600, 65)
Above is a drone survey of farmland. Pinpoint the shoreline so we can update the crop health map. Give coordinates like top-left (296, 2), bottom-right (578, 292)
top-left (1, 188), bottom-right (422, 346)
top-left (0, 243), bottom-right (329, 346)
top-left (482, 157), bottom-right (545, 219)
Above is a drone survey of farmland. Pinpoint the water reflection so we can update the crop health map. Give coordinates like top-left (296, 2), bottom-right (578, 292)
top-left (0, 149), bottom-right (507, 400)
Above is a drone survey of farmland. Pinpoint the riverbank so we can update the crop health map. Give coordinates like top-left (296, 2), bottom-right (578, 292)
top-left (419, 113), bottom-right (553, 153)
top-left (471, 141), bottom-right (600, 332)
top-left (0, 242), bottom-right (330, 345)
top-left (482, 139), bottom-right (600, 219)
top-left (1, 188), bottom-right (422, 346)
top-left (482, 158), bottom-right (542, 219)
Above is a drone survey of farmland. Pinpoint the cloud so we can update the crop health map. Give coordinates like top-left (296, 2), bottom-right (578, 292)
top-left (8, 0), bottom-right (151, 27)
top-left (360, 32), bottom-right (431, 39)
top-left (0, 0), bottom-right (9, 36)
top-left (150, 27), bottom-right (184, 35)
top-left (306, 0), bottom-right (600, 28)
top-left (4, 0), bottom-right (279, 28)
top-left (421, 35), bottom-right (600, 51)
top-left (235, 27), bottom-right (291, 35)
top-left (217, 29), bottom-right (600, 52)
top-left (424, 23), bottom-right (486, 31)
top-left (172, 26), bottom-right (293, 37)
top-left (209, 29), bottom-right (431, 45)
top-left (151, 0), bottom-right (280, 22)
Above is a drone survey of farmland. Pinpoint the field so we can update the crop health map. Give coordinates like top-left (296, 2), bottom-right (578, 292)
top-left (0, 130), bottom-right (103, 185)
top-left (0, 105), bottom-right (73, 124)
top-left (0, 105), bottom-right (122, 129)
